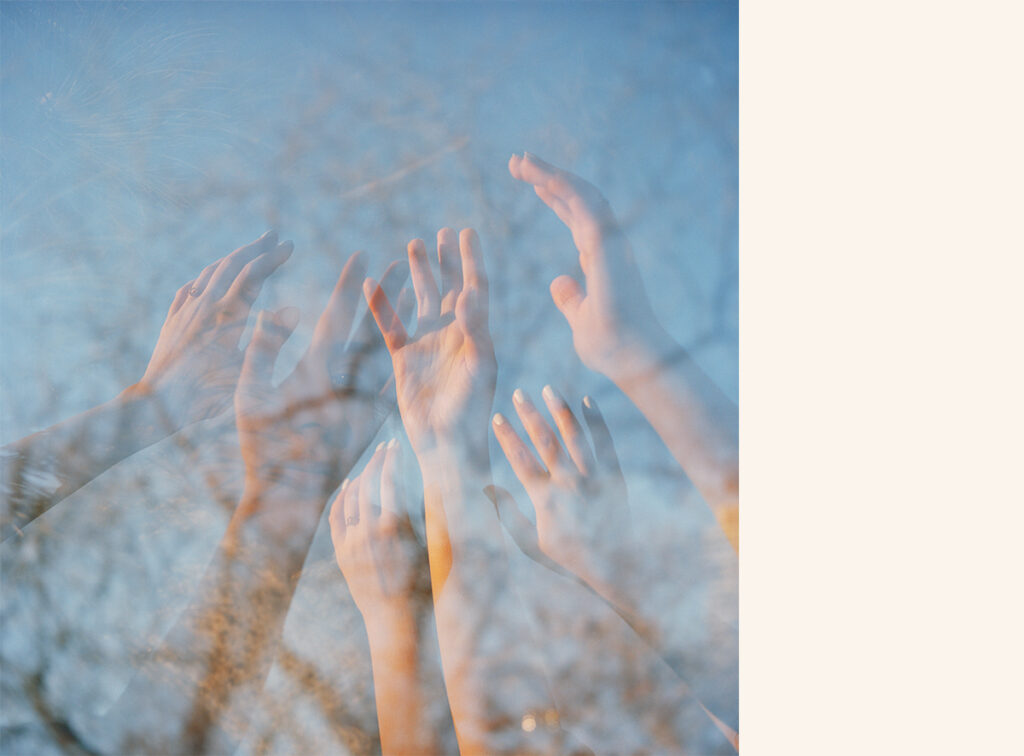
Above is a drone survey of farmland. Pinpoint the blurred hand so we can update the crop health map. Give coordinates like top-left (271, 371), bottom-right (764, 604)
top-left (490, 388), bottom-right (635, 610)
top-left (329, 440), bottom-right (423, 624)
top-left (364, 228), bottom-right (496, 458)
top-left (234, 252), bottom-right (410, 515)
top-left (508, 152), bottom-right (667, 377)
top-left (135, 230), bottom-right (292, 428)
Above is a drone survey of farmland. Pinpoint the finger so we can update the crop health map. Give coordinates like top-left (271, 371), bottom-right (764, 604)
top-left (492, 411), bottom-right (548, 488)
top-left (549, 275), bottom-right (585, 327)
top-left (329, 481), bottom-right (349, 546)
top-left (239, 306), bottom-right (300, 391)
top-left (534, 185), bottom-right (574, 227)
top-left (508, 151), bottom-right (563, 189)
top-left (341, 259), bottom-right (407, 394)
top-left (458, 228), bottom-right (488, 293)
top-left (188, 258), bottom-right (221, 300)
top-left (512, 388), bottom-right (573, 476)
top-left (581, 395), bottom-right (623, 479)
top-left (379, 439), bottom-right (403, 531)
top-left (224, 240), bottom-right (294, 309)
top-left (363, 276), bottom-right (408, 353)
top-left (206, 230), bottom-right (279, 300)
top-left (437, 227), bottom-right (462, 314)
top-left (310, 250), bottom-right (367, 357)
top-left (542, 385), bottom-right (597, 477)
top-left (169, 281), bottom-right (192, 316)
top-left (359, 441), bottom-right (388, 523)
top-left (455, 229), bottom-right (491, 343)
top-left (344, 475), bottom-right (362, 528)
top-left (407, 238), bottom-right (440, 325)
top-left (395, 287), bottom-right (416, 333)
top-left (484, 484), bottom-right (540, 557)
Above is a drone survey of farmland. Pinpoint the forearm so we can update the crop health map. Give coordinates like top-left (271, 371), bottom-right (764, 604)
top-left (1, 384), bottom-right (183, 541)
top-left (109, 481), bottom-right (327, 752)
top-left (417, 447), bottom-right (574, 755)
top-left (605, 328), bottom-right (739, 549)
top-left (365, 610), bottom-right (436, 755)
top-left (607, 544), bottom-right (738, 734)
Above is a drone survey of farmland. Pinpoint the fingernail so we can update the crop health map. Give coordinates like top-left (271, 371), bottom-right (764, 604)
top-left (376, 441), bottom-right (386, 452)
top-left (493, 412), bottom-right (506, 426)
top-left (542, 385), bottom-right (556, 403)
top-left (387, 438), bottom-right (398, 450)
top-left (340, 478), bottom-right (349, 492)
top-left (583, 395), bottom-right (593, 409)
top-left (513, 389), bottom-right (525, 405)
top-left (278, 240), bottom-right (294, 253)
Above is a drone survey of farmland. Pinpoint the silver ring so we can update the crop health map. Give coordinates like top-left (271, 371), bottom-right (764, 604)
top-left (345, 515), bottom-right (359, 526)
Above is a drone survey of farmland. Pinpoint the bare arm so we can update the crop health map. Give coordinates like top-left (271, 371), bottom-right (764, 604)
top-left (509, 152), bottom-right (739, 550)
top-left (1, 231), bottom-right (291, 542)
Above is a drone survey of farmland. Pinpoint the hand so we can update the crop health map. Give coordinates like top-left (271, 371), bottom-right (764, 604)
top-left (508, 152), bottom-right (669, 377)
top-left (134, 230), bottom-right (293, 428)
top-left (364, 228), bottom-right (496, 459)
top-left (490, 387), bottom-right (636, 612)
top-left (234, 252), bottom-right (410, 511)
top-left (329, 440), bottom-right (424, 625)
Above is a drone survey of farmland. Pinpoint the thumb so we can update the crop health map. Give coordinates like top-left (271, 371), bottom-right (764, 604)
top-left (240, 307), bottom-right (300, 390)
top-left (550, 275), bottom-right (584, 326)
top-left (485, 484), bottom-right (540, 557)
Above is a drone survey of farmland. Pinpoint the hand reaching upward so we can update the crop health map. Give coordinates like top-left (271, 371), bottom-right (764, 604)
top-left (363, 228), bottom-right (496, 460)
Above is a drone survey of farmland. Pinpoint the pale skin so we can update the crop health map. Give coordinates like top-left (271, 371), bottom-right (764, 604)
top-left (1, 230), bottom-right (292, 542)
top-left (102, 250), bottom-right (411, 753)
top-left (491, 388), bottom-right (739, 743)
top-left (365, 228), bottom-right (587, 755)
top-left (330, 439), bottom-right (437, 756)
top-left (509, 152), bottom-right (739, 551)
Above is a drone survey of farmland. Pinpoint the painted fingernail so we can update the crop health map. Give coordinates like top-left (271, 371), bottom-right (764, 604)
top-left (542, 385), bottom-right (556, 403)
top-left (387, 438), bottom-right (398, 450)
top-left (513, 388), bottom-right (525, 405)
top-left (583, 395), bottom-right (593, 409)
top-left (493, 412), bottom-right (506, 426)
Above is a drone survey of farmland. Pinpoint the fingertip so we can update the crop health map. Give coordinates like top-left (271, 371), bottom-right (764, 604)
top-left (363, 276), bottom-right (378, 299)
top-left (542, 384), bottom-right (556, 403)
top-left (407, 238), bottom-right (426, 256)
top-left (493, 412), bottom-right (507, 426)
top-left (582, 395), bottom-right (594, 410)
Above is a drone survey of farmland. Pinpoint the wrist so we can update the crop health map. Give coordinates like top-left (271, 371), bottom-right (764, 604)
top-left (597, 325), bottom-right (683, 390)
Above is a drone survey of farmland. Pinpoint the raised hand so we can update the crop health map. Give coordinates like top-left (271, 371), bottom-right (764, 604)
top-left (138, 230), bottom-right (294, 428)
top-left (1, 231), bottom-right (293, 542)
top-left (490, 388), bottom-right (636, 616)
top-left (363, 228), bottom-right (496, 460)
top-left (329, 439), bottom-right (423, 623)
top-left (510, 152), bottom-right (739, 549)
top-left (234, 252), bottom-right (410, 519)
top-left (508, 153), bottom-right (665, 376)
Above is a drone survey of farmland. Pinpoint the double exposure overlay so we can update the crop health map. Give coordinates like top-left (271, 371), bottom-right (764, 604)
top-left (1, 2), bottom-right (737, 754)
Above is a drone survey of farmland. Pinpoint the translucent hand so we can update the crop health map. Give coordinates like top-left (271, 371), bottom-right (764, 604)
top-left (364, 228), bottom-right (496, 458)
top-left (137, 230), bottom-right (292, 427)
top-left (491, 387), bottom-right (633, 602)
top-left (509, 152), bottom-right (664, 375)
top-left (329, 440), bottom-right (423, 623)
top-left (235, 251), bottom-right (410, 500)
